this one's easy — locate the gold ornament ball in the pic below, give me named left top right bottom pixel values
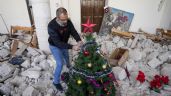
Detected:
left=77, top=79, right=82, bottom=84
left=102, top=64, right=107, bottom=69
left=87, top=63, right=92, bottom=67
left=90, top=91, right=94, bottom=94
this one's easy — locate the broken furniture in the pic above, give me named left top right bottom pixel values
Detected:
left=111, top=27, right=162, bottom=42
left=111, top=27, right=134, bottom=39
left=109, top=48, right=129, bottom=67
left=10, top=26, right=38, bottom=56
left=156, top=28, right=171, bottom=39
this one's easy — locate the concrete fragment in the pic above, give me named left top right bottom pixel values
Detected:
left=127, top=39, right=132, bottom=47
left=3, top=40, right=11, bottom=49
left=33, top=55, right=46, bottom=63
left=21, top=59, right=31, bottom=68
left=117, top=40, right=125, bottom=48
left=162, top=45, right=168, bottom=52
left=131, top=34, right=139, bottom=48
left=10, top=76, right=25, bottom=86
left=15, top=44, right=28, bottom=56
left=21, top=70, right=40, bottom=79
left=39, top=60, right=50, bottom=70
left=148, top=58, right=162, bottom=68
left=47, top=55, right=56, bottom=68
left=0, top=83, right=12, bottom=96
left=129, top=49, right=142, bottom=61
left=146, top=51, right=159, bottom=61
left=0, top=35, right=8, bottom=43
left=27, top=47, right=40, bottom=57
left=158, top=52, right=171, bottom=62
left=105, top=41, right=116, bottom=55
left=22, top=86, right=39, bottom=96
left=112, top=67, right=127, bottom=80
left=168, top=45, right=171, bottom=50
left=0, top=63, right=14, bottom=77
left=124, top=59, right=136, bottom=72
left=112, top=36, right=120, bottom=43
left=0, top=48, right=10, bottom=59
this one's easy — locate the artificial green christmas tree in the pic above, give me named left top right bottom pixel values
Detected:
left=62, top=33, right=116, bottom=96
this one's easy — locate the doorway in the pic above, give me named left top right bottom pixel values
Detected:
left=81, top=0, right=105, bottom=32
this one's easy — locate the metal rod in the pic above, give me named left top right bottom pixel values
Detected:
left=0, top=14, right=10, bottom=34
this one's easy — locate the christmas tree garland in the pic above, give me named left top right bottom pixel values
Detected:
left=71, top=67, right=113, bottom=78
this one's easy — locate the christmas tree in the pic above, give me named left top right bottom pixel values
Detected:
left=62, top=35, right=116, bottom=96
left=62, top=17, right=116, bottom=96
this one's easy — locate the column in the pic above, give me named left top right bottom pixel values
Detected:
left=30, top=0, right=51, bottom=53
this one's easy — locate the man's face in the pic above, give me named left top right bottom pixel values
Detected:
left=57, top=13, right=68, bottom=27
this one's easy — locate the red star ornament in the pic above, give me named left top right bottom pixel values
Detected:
left=81, top=17, right=96, bottom=33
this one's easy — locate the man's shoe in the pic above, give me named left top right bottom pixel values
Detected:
left=53, top=83, right=63, bottom=91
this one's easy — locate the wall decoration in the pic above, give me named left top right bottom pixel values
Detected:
left=99, top=7, right=134, bottom=35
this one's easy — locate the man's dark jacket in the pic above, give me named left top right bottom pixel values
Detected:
left=48, top=18, right=81, bottom=49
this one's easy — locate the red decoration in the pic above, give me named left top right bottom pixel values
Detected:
left=81, top=17, right=96, bottom=33
left=161, top=75, right=169, bottom=84
left=83, top=50, right=89, bottom=56
left=150, top=75, right=170, bottom=93
left=136, top=71, right=145, bottom=83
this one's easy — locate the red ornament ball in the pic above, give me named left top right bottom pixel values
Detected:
left=83, top=50, right=89, bottom=56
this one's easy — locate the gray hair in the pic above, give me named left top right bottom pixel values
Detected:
left=56, top=7, right=67, bottom=17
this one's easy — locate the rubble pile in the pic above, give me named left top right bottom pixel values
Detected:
left=0, top=34, right=66, bottom=96
left=95, top=33, right=171, bottom=95
left=0, top=34, right=11, bottom=61
left=0, top=33, right=171, bottom=96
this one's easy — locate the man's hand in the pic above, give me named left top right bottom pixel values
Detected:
left=72, top=45, right=80, bottom=51
left=77, top=41, right=83, bottom=47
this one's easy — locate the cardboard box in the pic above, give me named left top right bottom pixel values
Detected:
left=109, top=48, right=129, bottom=67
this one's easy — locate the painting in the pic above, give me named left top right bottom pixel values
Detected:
left=99, top=7, right=134, bottom=35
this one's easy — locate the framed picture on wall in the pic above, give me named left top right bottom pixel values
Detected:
left=99, top=7, right=134, bottom=35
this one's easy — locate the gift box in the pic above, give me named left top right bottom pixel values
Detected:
left=109, top=48, right=129, bottom=67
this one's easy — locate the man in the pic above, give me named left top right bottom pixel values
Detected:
left=48, top=7, right=83, bottom=91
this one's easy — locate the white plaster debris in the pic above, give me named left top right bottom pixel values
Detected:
left=27, top=47, right=40, bottom=57
left=0, top=35, right=8, bottom=43
left=148, top=58, right=162, bottom=68
left=112, top=36, right=120, bottom=43
left=127, top=39, right=132, bottom=47
left=0, top=33, right=171, bottom=96
left=0, top=63, right=14, bottom=77
left=146, top=51, right=159, bottom=61
left=0, top=48, right=10, bottom=59
left=112, top=67, right=127, bottom=80
left=168, top=45, right=171, bottom=50
left=22, top=86, right=39, bottom=96
left=158, top=51, right=171, bottom=62
left=21, top=69, right=41, bottom=79
left=21, top=59, right=31, bottom=68
left=117, top=40, right=125, bottom=48
left=129, top=49, right=142, bottom=61
left=131, top=34, right=139, bottom=48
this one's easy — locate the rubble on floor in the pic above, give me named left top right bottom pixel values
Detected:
left=0, top=34, right=66, bottom=96
left=0, top=32, right=171, bottom=96
left=95, top=33, right=171, bottom=96
left=0, top=34, right=11, bottom=62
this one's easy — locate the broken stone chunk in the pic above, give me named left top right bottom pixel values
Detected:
left=112, top=67, right=127, bottom=80
left=148, top=58, right=162, bottom=68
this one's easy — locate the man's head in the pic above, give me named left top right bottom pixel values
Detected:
left=56, top=7, right=68, bottom=27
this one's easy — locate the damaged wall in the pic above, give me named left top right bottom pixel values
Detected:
left=108, top=0, right=169, bottom=33
left=159, top=0, right=171, bottom=30
left=0, top=0, right=31, bottom=34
